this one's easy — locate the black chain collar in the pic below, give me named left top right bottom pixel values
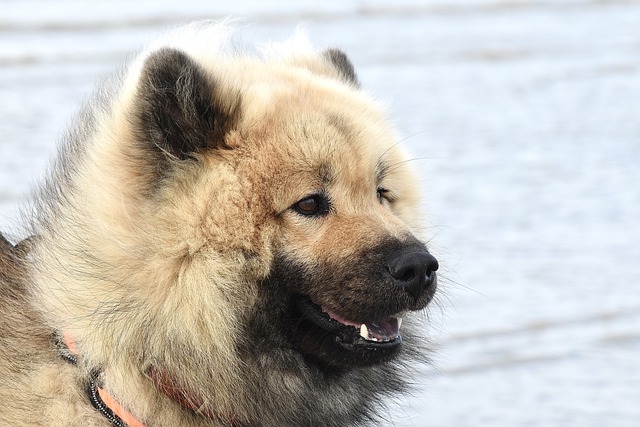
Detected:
left=55, top=333, right=129, bottom=427
left=87, top=371, right=127, bottom=427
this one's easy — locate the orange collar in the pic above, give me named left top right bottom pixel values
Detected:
left=89, top=380, right=146, bottom=427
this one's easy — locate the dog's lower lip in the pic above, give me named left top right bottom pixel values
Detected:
left=294, top=296, right=403, bottom=348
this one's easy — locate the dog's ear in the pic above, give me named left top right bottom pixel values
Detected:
left=133, top=48, right=240, bottom=160
left=323, top=49, right=359, bottom=88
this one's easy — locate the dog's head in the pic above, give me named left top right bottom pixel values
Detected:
left=125, top=44, right=437, bottom=368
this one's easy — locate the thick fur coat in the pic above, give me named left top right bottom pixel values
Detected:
left=0, top=22, right=438, bottom=427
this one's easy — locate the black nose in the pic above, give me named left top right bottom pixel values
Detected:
left=389, top=251, right=439, bottom=300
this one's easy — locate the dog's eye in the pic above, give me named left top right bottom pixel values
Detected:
left=377, top=187, right=392, bottom=204
left=293, top=194, right=330, bottom=217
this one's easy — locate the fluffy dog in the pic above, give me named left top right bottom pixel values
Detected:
left=0, top=22, right=439, bottom=427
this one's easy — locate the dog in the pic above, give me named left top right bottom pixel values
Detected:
left=0, top=21, right=439, bottom=427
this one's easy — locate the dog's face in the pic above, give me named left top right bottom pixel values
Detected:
left=239, top=90, right=439, bottom=368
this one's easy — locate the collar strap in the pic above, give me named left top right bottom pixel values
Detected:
left=57, top=333, right=145, bottom=427
left=147, top=366, right=252, bottom=426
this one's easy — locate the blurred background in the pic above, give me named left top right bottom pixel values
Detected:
left=1, top=1, right=639, bottom=425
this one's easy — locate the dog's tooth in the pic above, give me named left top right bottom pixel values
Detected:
left=360, top=324, right=369, bottom=339
left=397, top=318, right=403, bottom=330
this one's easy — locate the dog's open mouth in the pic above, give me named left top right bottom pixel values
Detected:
left=294, top=296, right=402, bottom=351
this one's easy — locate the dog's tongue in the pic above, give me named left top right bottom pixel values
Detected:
left=322, top=306, right=401, bottom=342
left=363, top=318, right=400, bottom=342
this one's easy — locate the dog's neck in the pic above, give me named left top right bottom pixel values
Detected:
left=58, top=333, right=250, bottom=427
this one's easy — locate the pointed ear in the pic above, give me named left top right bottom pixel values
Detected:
left=323, top=48, right=360, bottom=88
left=133, top=48, right=240, bottom=160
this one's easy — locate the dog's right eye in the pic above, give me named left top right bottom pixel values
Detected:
left=292, top=194, right=330, bottom=217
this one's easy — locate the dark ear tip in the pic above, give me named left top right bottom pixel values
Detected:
left=134, top=47, right=237, bottom=161
left=323, top=48, right=360, bottom=87
left=136, top=48, right=199, bottom=105
left=141, top=47, right=189, bottom=69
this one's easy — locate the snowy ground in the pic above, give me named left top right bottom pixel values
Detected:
left=1, top=1, right=639, bottom=426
